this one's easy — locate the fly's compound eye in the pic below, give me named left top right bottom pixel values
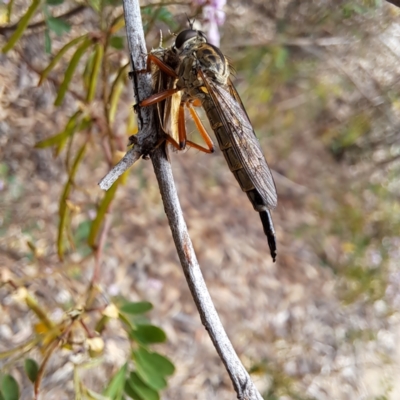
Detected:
left=174, top=29, right=207, bottom=50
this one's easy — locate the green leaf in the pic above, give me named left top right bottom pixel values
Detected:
left=103, top=363, right=127, bottom=400
left=108, top=62, right=129, bottom=124
left=47, top=17, right=71, bottom=36
left=132, top=348, right=169, bottom=391
left=86, top=43, right=103, bottom=102
left=46, top=0, right=64, bottom=5
left=39, top=35, right=88, bottom=85
left=2, top=0, right=41, bottom=53
left=110, top=36, right=124, bottom=50
left=130, top=325, right=166, bottom=345
left=0, top=375, right=19, bottom=400
left=35, top=110, right=83, bottom=151
left=123, top=380, right=141, bottom=400
left=44, top=29, right=52, bottom=54
left=145, top=352, right=175, bottom=377
left=120, top=302, right=153, bottom=315
left=88, top=178, right=120, bottom=247
left=54, top=39, right=93, bottom=106
left=25, top=358, right=39, bottom=383
left=75, top=220, right=91, bottom=243
left=126, top=373, right=159, bottom=400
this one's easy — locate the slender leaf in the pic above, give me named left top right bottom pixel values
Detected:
left=124, top=380, right=141, bottom=400
left=0, top=375, right=19, bottom=400
left=54, top=39, right=93, bottom=106
left=108, top=63, right=129, bottom=124
left=120, top=302, right=153, bottom=315
left=47, top=16, right=71, bottom=36
left=2, top=0, right=41, bottom=53
left=25, top=358, right=39, bottom=383
left=103, top=363, right=127, bottom=400
left=35, top=110, right=83, bottom=150
left=110, top=14, right=125, bottom=34
left=126, top=372, right=159, bottom=400
left=39, top=35, right=88, bottom=85
left=44, top=29, right=52, bottom=54
left=86, top=43, right=104, bottom=102
left=6, top=0, right=15, bottom=23
left=88, top=178, right=119, bottom=247
left=57, top=142, right=87, bottom=259
left=130, top=325, right=166, bottom=345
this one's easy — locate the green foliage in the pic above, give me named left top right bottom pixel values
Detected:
left=24, top=358, right=39, bottom=383
left=0, top=375, right=19, bottom=400
left=120, top=302, right=153, bottom=315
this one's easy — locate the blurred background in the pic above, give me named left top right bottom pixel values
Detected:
left=1, top=0, right=400, bottom=399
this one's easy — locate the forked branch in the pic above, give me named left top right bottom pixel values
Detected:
left=101, top=1, right=263, bottom=398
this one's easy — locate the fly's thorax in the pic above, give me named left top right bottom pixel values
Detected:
left=196, top=44, right=229, bottom=85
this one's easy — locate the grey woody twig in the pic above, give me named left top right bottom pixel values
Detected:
left=100, top=1, right=263, bottom=398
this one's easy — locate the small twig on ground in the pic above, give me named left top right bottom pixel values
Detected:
left=99, top=0, right=264, bottom=399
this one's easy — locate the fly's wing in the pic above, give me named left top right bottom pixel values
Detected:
left=199, top=69, right=277, bottom=209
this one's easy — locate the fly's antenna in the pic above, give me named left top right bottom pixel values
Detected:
left=186, top=15, right=195, bottom=29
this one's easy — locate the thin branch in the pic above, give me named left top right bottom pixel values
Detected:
left=101, top=0, right=264, bottom=398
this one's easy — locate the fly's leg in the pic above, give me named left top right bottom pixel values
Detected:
left=187, top=103, right=214, bottom=153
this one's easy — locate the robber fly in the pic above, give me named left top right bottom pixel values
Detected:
left=138, top=25, right=278, bottom=261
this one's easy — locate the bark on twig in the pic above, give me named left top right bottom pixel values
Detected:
left=101, top=0, right=264, bottom=398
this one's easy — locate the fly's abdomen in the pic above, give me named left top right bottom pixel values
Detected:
left=202, top=97, right=264, bottom=199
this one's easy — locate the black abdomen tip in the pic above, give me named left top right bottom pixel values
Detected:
left=259, top=211, right=277, bottom=262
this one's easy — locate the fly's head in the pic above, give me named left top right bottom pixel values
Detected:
left=173, top=29, right=207, bottom=56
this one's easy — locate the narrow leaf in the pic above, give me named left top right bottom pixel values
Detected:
left=126, top=372, right=159, bottom=400
left=2, top=0, right=41, bottom=53
left=86, top=43, right=104, bottom=102
left=25, top=358, right=39, bottom=383
left=47, top=16, right=71, bottom=36
left=46, top=0, right=64, bottom=5
left=130, top=325, right=166, bottom=345
left=103, top=363, right=127, bottom=400
left=0, top=375, right=19, bottom=400
left=108, top=62, right=129, bottom=124
left=54, top=38, right=93, bottom=106
left=44, top=29, right=52, bottom=54
left=39, top=35, right=88, bottom=85
left=35, top=110, right=83, bottom=150
left=6, top=0, right=15, bottom=23
left=57, top=142, right=87, bottom=260
left=87, top=178, right=119, bottom=247
left=120, top=302, right=153, bottom=315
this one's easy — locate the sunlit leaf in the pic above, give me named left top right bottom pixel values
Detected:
left=108, top=62, right=129, bottom=123
left=110, top=14, right=125, bottom=34
left=0, top=375, right=19, bottom=400
left=2, top=0, right=41, bottom=53
left=54, top=38, right=93, bottom=106
left=120, top=302, right=153, bottom=315
left=25, top=358, right=39, bottom=383
left=39, top=35, right=88, bottom=85
left=126, top=372, right=159, bottom=400
left=86, top=43, right=103, bottom=102
left=103, top=363, right=127, bottom=400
